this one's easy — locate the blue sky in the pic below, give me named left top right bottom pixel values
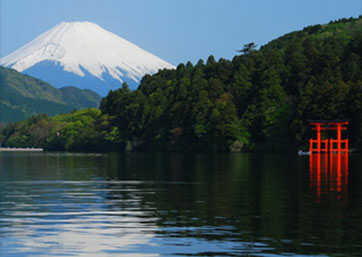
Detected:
left=0, top=0, right=361, bottom=65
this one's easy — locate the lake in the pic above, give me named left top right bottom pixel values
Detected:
left=0, top=152, right=361, bottom=256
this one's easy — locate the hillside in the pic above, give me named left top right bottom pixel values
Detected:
left=99, top=16, right=362, bottom=151
left=1, top=16, right=361, bottom=152
left=0, top=66, right=101, bottom=123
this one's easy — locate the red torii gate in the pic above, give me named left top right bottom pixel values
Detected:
left=309, top=121, right=349, bottom=153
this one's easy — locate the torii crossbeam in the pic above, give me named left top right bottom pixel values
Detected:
left=309, top=121, right=349, bottom=153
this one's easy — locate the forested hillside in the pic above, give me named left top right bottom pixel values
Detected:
left=0, top=66, right=101, bottom=123
left=99, top=16, right=362, bottom=151
left=1, top=17, right=361, bottom=152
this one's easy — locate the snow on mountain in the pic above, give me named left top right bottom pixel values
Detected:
left=0, top=21, right=175, bottom=95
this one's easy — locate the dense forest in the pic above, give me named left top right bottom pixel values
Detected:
left=1, top=17, right=361, bottom=152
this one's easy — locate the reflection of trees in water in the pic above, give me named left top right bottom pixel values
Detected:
left=102, top=154, right=297, bottom=252
left=103, top=153, right=255, bottom=241
left=2, top=150, right=361, bottom=257
left=3, top=152, right=360, bottom=256
left=0, top=152, right=105, bottom=181
left=102, top=152, right=362, bottom=256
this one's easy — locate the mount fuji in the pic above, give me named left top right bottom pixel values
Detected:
left=0, top=21, right=175, bottom=95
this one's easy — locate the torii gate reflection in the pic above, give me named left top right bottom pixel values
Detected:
left=309, top=152, right=349, bottom=202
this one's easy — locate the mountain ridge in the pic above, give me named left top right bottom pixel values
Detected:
left=0, top=66, right=101, bottom=122
left=0, top=21, right=175, bottom=95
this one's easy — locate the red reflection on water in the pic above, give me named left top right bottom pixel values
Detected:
left=309, top=153, right=349, bottom=202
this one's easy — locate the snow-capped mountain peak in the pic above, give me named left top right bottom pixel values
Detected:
left=0, top=21, right=175, bottom=95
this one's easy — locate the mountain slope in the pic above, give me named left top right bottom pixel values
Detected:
left=0, top=21, right=175, bottom=95
left=0, top=66, right=101, bottom=122
left=59, top=86, right=101, bottom=109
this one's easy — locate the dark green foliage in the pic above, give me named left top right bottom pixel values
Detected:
left=99, top=16, right=362, bottom=152
left=0, top=66, right=101, bottom=123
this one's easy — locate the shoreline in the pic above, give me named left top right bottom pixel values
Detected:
left=0, top=147, right=44, bottom=152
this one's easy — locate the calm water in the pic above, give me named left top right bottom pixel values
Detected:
left=0, top=152, right=361, bottom=256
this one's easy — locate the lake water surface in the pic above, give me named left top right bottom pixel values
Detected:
left=0, top=152, right=361, bottom=256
